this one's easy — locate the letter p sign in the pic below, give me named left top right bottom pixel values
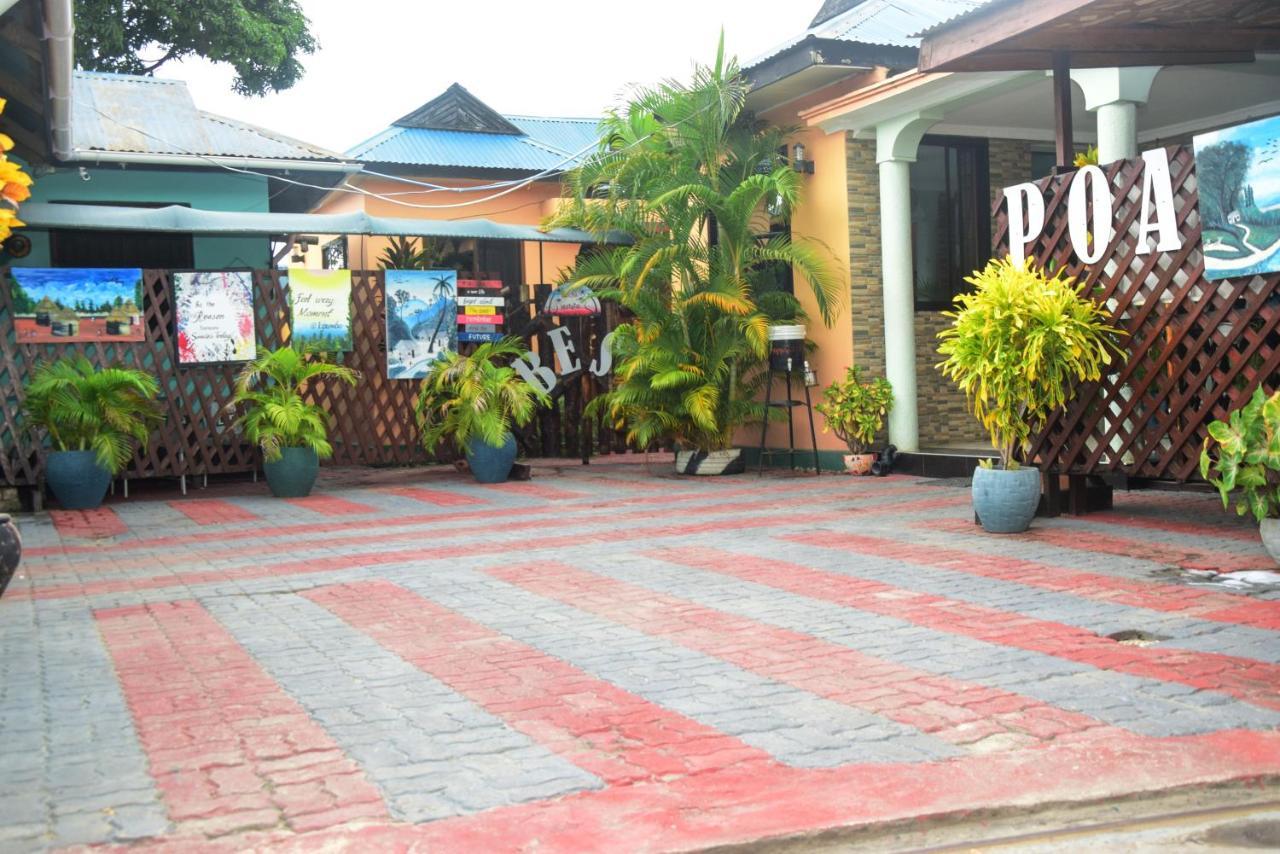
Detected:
left=1003, top=182, right=1045, bottom=265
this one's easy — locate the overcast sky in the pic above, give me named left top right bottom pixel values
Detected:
left=155, top=1, right=817, bottom=154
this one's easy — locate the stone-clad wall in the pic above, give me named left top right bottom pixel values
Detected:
left=844, top=135, right=1033, bottom=449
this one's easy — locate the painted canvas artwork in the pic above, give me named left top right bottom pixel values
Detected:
left=174, top=271, right=256, bottom=364
left=287, top=268, right=352, bottom=352
left=385, top=269, right=457, bottom=379
left=1195, top=114, right=1280, bottom=280
left=8, top=267, right=145, bottom=343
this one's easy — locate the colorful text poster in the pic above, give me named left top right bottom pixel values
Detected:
left=457, top=277, right=504, bottom=343
left=9, top=267, right=144, bottom=343
left=287, top=268, right=352, bottom=352
left=1195, top=114, right=1280, bottom=280
left=385, top=269, right=456, bottom=379
left=173, top=271, right=256, bottom=364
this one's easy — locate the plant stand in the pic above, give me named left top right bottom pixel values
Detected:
left=757, top=366, right=820, bottom=476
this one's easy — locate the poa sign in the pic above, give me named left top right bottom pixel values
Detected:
left=1002, top=148, right=1182, bottom=265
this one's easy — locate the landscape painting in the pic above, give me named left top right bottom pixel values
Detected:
left=1195, top=114, right=1280, bottom=280
left=8, top=267, right=145, bottom=343
left=287, top=268, right=352, bottom=352
left=174, top=271, right=256, bottom=364
left=385, top=269, right=456, bottom=379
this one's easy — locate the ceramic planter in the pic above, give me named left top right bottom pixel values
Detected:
left=263, top=447, right=320, bottom=498
left=45, top=450, right=112, bottom=510
left=465, top=434, right=518, bottom=483
left=1261, top=518, right=1280, bottom=566
left=843, top=453, right=877, bottom=476
left=972, top=465, right=1041, bottom=534
left=675, top=448, right=745, bottom=476
left=0, top=513, right=20, bottom=599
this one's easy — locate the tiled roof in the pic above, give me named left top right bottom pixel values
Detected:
left=70, top=71, right=353, bottom=164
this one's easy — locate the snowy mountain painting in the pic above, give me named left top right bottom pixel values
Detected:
left=1195, top=114, right=1280, bottom=280
left=385, top=269, right=457, bottom=379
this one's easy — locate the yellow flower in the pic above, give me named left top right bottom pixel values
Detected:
left=0, top=133, right=12, bottom=152
left=0, top=206, right=23, bottom=242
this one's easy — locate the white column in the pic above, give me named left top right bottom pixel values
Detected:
left=1070, top=66, right=1162, bottom=163
left=875, top=113, right=940, bottom=453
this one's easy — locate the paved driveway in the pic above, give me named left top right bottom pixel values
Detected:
left=3, top=459, right=1279, bottom=852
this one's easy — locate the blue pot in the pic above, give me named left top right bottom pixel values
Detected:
left=465, top=434, right=518, bottom=483
left=263, top=447, right=320, bottom=498
left=972, top=465, right=1041, bottom=534
left=45, top=450, right=112, bottom=510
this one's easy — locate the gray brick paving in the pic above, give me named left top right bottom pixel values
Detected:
left=204, top=592, right=602, bottom=822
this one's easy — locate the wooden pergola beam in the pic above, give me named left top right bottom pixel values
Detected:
left=1013, top=25, right=1280, bottom=53
left=918, top=0, right=1095, bottom=72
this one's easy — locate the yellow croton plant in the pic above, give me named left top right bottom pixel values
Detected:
left=0, top=97, right=33, bottom=241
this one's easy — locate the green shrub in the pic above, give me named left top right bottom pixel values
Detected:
left=1200, top=386, right=1280, bottom=522
left=231, top=347, right=357, bottom=461
left=815, top=366, right=893, bottom=455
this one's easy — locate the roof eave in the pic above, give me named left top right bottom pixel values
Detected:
left=69, top=148, right=362, bottom=172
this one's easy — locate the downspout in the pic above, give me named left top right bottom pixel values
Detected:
left=43, top=0, right=74, bottom=162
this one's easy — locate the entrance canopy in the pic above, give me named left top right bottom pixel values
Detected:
left=15, top=202, right=630, bottom=245
left=918, top=0, right=1280, bottom=73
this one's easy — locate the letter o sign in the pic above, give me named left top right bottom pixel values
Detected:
left=1067, top=165, right=1114, bottom=265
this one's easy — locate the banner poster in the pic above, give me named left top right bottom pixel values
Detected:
left=287, top=268, right=352, bottom=352
left=385, top=269, right=457, bottom=379
left=173, top=271, right=256, bottom=364
left=456, top=277, right=504, bottom=343
left=1195, top=114, right=1280, bottom=280
left=8, top=267, right=145, bottom=343
left=544, top=283, right=600, bottom=316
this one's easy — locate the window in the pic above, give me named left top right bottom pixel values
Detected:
left=49, top=201, right=194, bottom=269
left=909, top=137, right=990, bottom=310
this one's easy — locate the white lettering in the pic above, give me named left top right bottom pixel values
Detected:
left=1067, top=165, right=1114, bottom=265
left=1003, top=183, right=1045, bottom=265
left=589, top=331, right=614, bottom=377
left=546, top=325, right=582, bottom=375
left=1137, top=148, right=1182, bottom=254
left=513, top=350, right=557, bottom=396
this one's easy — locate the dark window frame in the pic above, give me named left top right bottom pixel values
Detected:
left=48, top=200, right=195, bottom=269
left=910, top=135, right=991, bottom=312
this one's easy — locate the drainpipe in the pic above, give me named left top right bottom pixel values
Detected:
left=43, top=0, right=75, bottom=162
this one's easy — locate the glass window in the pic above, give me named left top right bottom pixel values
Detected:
left=909, top=137, right=990, bottom=310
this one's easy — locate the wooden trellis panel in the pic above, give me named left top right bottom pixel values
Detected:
left=993, top=145, right=1280, bottom=481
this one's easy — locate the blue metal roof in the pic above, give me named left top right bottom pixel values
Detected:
left=348, top=116, right=601, bottom=172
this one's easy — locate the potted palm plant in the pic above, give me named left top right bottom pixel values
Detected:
left=414, top=337, right=549, bottom=483
left=937, top=257, right=1120, bottom=533
left=22, top=357, right=164, bottom=509
left=815, top=366, right=893, bottom=475
left=1201, top=386, right=1280, bottom=565
left=230, top=347, right=358, bottom=498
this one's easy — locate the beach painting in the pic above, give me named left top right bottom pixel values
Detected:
left=174, top=271, right=256, bottom=364
left=1195, top=114, right=1280, bottom=280
left=8, top=267, right=145, bottom=343
left=385, top=269, right=456, bottom=379
left=287, top=268, right=352, bottom=352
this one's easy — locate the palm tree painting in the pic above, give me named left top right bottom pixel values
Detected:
left=385, top=269, right=457, bottom=379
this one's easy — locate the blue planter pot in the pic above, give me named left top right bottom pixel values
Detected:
left=0, top=513, right=21, bottom=599
left=465, top=434, right=517, bottom=483
left=45, top=450, right=112, bottom=510
left=972, top=465, right=1041, bottom=534
left=263, top=447, right=320, bottom=498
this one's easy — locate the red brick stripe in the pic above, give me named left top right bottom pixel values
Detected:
left=50, top=508, right=128, bottom=539
left=1086, top=510, right=1261, bottom=543
left=486, top=562, right=1116, bottom=748
left=380, top=486, right=489, bottom=506
left=475, top=481, right=591, bottom=501
left=662, top=545, right=1280, bottom=712
left=169, top=500, right=259, bottom=526
left=284, top=495, right=378, bottom=516
left=305, top=580, right=774, bottom=784
left=96, top=601, right=388, bottom=836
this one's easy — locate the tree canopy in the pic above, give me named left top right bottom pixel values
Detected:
left=75, top=0, right=317, bottom=96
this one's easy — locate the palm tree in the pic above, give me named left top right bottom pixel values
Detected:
left=230, top=348, right=358, bottom=461
left=548, top=39, right=841, bottom=452
left=425, top=274, right=456, bottom=353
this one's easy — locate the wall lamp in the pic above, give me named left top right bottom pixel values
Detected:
left=792, top=143, right=815, bottom=175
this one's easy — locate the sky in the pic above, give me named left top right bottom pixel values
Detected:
left=1194, top=114, right=1280, bottom=208
left=154, top=1, right=818, bottom=154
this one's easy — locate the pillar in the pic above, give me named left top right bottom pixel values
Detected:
left=875, top=112, right=940, bottom=453
left=1070, top=66, right=1162, bottom=164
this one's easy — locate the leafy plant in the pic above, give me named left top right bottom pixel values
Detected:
left=936, top=256, right=1122, bottom=470
left=1073, top=146, right=1099, bottom=168
left=815, top=366, right=894, bottom=455
left=550, top=38, right=840, bottom=453
left=1200, top=386, right=1280, bottom=522
left=415, top=338, right=550, bottom=454
left=230, top=348, right=357, bottom=461
left=23, top=357, right=164, bottom=474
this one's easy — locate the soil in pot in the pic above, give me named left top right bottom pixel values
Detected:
left=843, top=453, right=877, bottom=476
left=263, top=447, right=320, bottom=498
left=465, top=434, right=518, bottom=483
left=972, top=465, right=1040, bottom=534
left=45, top=450, right=112, bottom=510
left=675, top=449, right=745, bottom=476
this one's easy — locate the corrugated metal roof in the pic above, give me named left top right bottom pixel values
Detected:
left=71, top=71, right=353, bottom=164
left=348, top=115, right=600, bottom=171
left=748, top=0, right=993, bottom=66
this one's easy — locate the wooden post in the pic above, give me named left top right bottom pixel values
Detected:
left=1053, top=51, right=1075, bottom=171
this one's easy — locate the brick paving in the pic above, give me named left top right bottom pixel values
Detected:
left=2, top=460, right=1280, bottom=852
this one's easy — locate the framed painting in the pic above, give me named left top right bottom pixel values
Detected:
left=1195, top=114, right=1280, bottom=280
left=385, top=269, right=457, bottom=379
left=287, top=268, right=352, bottom=352
left=9, top=267, right=145, bottom=343
left=173, top=270, right=256, bottom=364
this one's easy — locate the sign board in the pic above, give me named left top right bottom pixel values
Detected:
left=544, top=284, right=601, bottom=316
left=456, top=278, right=504, bottom=342
left=514, top=326, right=614, bottom=393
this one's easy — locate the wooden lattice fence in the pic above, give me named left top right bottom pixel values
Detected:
left=994, top=145, right=1280, bottom=482
left=1, top=268, right=625, bottom=489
